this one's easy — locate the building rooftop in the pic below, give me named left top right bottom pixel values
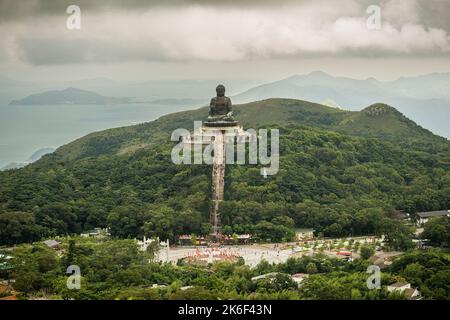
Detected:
left=416, top=210, right=449, bottom=218
left=393, top=210, right=410, bottom=219
left=251, top=272, right=280, bottom=281
left=0, top=283, right=14, bottom=294
left=295, top=228, right=315, bottom=233
left=388, top=281, right=410, bottom=288
left=42, top=239, right=60, bottom=248
left=403, top=288, right=419, bottom=299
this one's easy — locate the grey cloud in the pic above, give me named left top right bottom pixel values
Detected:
left=1, top=0, right=449, bottom=66
left=16, top=36, right=170, bottom=65
left=18, top=38, right=87, bottom=65
left=0, top=0, right=308, bottom=21
left=1, top=0, right=450, bottom=32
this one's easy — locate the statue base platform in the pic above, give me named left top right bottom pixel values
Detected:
left=204, top=121, right=238, bottom=128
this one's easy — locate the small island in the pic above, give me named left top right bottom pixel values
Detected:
left=9, top=87, right=135, bottom=105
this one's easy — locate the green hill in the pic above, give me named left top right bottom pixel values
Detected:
left=336, top=103, right=436, bottom=139
left=0, top=98, right=449, bottom=245
left=52, top=98, right=447, bottom=162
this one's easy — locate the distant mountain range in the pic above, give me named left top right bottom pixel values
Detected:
left=0, top=77, right=258, bottom=106
left=233, top=71, right=450, bottom=139
left=9, top=88, right=136, bottom=105
left=1, top=147, right=55, bottom=170
left=234, top=71, right=450, bottom=104
left=1, top=72, right=450, bottom=138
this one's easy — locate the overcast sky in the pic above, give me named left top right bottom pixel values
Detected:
left=0, top=0, right=449, bottom=82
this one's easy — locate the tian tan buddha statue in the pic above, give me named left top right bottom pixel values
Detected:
left=207, top=84, right=235, bottom=122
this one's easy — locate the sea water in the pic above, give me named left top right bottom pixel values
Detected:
left=0, top=103, right=194, bottom=168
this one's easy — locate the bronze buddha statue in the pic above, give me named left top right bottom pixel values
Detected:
left=208, top=84, right=234, bottom=122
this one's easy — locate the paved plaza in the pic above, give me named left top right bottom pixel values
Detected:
left=157, top=244, right=300, bottom=266
left=156, top=237, right=378, bottom=266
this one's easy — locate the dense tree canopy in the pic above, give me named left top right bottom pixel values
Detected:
left=388, top=250, right=450, bottom=300
left=421, top=216, right=450, bottom=247
left=0, top=100, right=449, bottom=245
left=5, top=238, right=447, bottom=300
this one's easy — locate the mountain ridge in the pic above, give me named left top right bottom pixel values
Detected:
left=231, top=72, right=450, bottom=139
left=46, top=98, right=448, bottom=164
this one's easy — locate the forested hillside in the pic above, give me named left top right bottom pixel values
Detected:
left=1, top=99, right=449, bottom=245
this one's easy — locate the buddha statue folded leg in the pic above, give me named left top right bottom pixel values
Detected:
left=207, top=112, right=235, bottom=122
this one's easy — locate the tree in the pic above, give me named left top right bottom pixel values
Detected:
left=299, top=275, right=347, bottom=299
left=306, top=262, right=318, bottom=274
left=200, top=223, right=212, bottom=236
left=0, top=212, right=43, bottom=245
left=383, top=220, right=415, bottom=251
left=388, top=250, right=450, bottom=300
left=222, top=225, right=233, bottom=235
left=169, top=287, right=218, bottom=300
left=255, top=259, right=273, bottom=275
left=255, top=273, right=298, bottom=293
left=421, top=216, right=450, bottom=247
left=35, top=203, right=78, bottom=235
left=359, top=245, right=375, bottom=260
left=254, top=220, right=294, bottom=242
left=10, top=244, right=58, bottom=293
left=65, top=239, right=76, bottom=267
left=402, top=263, right=426, bottom=286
